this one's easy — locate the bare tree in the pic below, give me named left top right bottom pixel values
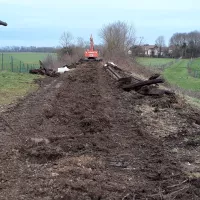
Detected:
left=76, top=37, right=86, bottom=48
left=130, top=37, right=144, bottom=56
left=58, top=33, right=86, bottom=64
left=155, top=36, right=165, bottom=57
left=169, top=31, right=200, bottom=58
left=71, top=37, right=87, bottom=58
left=169, top=33, right=183, bottom=57
left=99, top=21, right=136, bottom=57
left=187, top=31, right=200, bottom=57
left=60, top=32, right=73, bottom=48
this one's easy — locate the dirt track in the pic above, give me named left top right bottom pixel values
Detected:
left=0, top=62, right=200, bottom=199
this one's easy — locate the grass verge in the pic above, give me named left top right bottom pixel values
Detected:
left=0, top=71, right=40, bottom=105
left=164, top=59, right=200, bottom=91
left=190, top=58, right=200, bottom=70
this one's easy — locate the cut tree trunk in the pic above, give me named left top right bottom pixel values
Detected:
left=122, top=79, right=164, bottom=91
left=148, top=74, right=160, bottom=80
left=117, top=77, right=132, bottom=87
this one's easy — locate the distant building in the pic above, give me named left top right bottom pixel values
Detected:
left=128, top=50, right=132, bottom=55
left=140, top=45, right=168, bottom=57
left=142, top=45, right=159, bottom=56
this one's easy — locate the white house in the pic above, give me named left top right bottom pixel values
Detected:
left=143, top=45, right=159, bottom=56
left=141, top=45, right=168, bottom=56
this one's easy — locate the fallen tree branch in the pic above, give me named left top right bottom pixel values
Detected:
left=164, top=185, right=189, bottom=199
left=122, top=193, right=136, bottom=200
left=147, top=185, right=189, bottom=200
left=167, top=179, right=188, bottom=189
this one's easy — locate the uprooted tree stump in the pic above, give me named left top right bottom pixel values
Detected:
left=29, top=60, right=59, bottom=77
left=29, top=69, right=45, bottom=75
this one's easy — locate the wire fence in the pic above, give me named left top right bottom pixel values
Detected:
left=150, top=61, right=175, bottom=70
left=141, top=58, right=181, bottom=71
left=0, top=53, right=40, bottom=73
left=187, top=58, right=200, bottom=78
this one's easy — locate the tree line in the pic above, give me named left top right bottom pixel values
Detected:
left=0, top=46, right=59, bottom=53
left=131, top=30, right=200, bottom=58
left=2, top=21, right=199, bottom=60
left=169, top=31, right=200, bottom=58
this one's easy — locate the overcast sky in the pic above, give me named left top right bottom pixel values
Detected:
left=0, top=0, right=200, bottom=47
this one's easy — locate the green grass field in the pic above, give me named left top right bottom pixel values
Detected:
left=137, top=57, right=200, bottom=91
left=0, top=71, right=40, bottom=105
left=1, top=52, right=56, bottom=64
left=0, top=52, right=56, bottom=72
left=163, top=59, right=200, bottom=91
left=136, top=57, right=175, bottom=67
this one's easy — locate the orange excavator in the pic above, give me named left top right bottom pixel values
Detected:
left=84, top=35, right=102, bottom=61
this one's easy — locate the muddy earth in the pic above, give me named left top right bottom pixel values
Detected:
left=0, top=62, right=200, bottom=199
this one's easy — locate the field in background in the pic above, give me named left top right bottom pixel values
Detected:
left=0, top=52, right=56, bottom=73
left=2, top=52, right=56, bottom=64
left=136, top=57, right=175, bottom=67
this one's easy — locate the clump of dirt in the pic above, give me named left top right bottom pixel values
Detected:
left=19, top=138, right=65, bottom=164
left=185, top=137, right=200, bottom=147
left=43, top=104, right=55, bottom=119
left=150, top=93, right=178, bottom=109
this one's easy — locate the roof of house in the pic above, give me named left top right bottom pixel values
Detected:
left=142, top=45, right=158, bottom=50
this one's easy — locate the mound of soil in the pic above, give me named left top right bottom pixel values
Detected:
left=0, top=62, right=200, bottom=199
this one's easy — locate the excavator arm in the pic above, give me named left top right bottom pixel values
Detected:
left=90, top=35, right=94, bottom=51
